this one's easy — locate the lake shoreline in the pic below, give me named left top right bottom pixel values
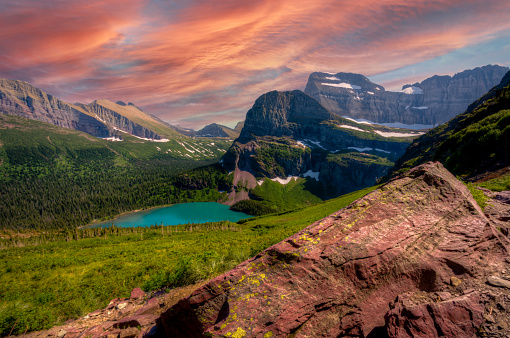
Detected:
left=81, top=202, right=252, bottom=229
left=79, top=203, right=174, bottom=229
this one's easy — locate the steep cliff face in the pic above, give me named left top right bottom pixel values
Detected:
left=0, top=78, right=110, bottom=137
left=222, top=90, right=419, bottom=197
left=305, top=65, right=509, bottom=126
left=240, top=90, right=333, bottom=139
left=158, top=162, right=510, bottom=337
left=390, top=70, right=510, bottom=181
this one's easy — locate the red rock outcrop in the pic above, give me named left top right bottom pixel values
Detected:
left=158, top=162, right=510, bottom=337
left=385, top=291, right=484, bottom=337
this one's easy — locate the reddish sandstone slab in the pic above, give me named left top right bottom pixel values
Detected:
left=158, top=162, right=510, bottom=337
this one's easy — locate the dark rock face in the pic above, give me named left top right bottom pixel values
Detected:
left=305, top=65, right=509, bottom=126
left=158, top=162, right=510, bottom=337
left=240, top=90, right=333, bottom=139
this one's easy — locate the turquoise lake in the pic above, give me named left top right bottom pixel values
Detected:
left=88, top=202, right=252, bottom=228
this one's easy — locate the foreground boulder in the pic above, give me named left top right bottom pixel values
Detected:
left=158, top=162, right=510, bottom=337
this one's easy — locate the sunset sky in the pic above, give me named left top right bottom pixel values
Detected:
left=1, top=0, right=509, bottom=129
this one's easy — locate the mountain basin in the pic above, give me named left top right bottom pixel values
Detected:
left=87, top=202, right=252, bottom=228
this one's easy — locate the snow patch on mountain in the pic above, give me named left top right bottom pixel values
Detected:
left=375, top=131, right=424, bottom=138
left=103, top=137, right=122, bottom=141
left=401, top=86, right=424, bottom=95
left=271, top=176, right=299, bottom=185
left=322, top=83, right=362, bottom=90
left=338, top=125, right=367, bottom=132
left=302, top=170, right=319, bottom=181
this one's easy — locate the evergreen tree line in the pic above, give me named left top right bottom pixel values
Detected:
left=0, top=160, right=232, bottom=230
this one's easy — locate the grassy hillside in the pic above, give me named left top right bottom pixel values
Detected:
left=0, top=115, right=232, bottom=230
left=231, top=177, right=325, bottom=215
left=0, top=185, right=377, bottom=335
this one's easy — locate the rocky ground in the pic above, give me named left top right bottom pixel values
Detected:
left=18, top=281, right=208, bottom=338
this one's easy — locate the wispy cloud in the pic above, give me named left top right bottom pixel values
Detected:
left=1, top=0, right=509, bottom=128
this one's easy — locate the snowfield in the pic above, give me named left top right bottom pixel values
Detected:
left=103, top=137, right=122, bottom=142
left=271, top=176, right=299, bottom=185
left=302, top=170, right=320, bottom=181
left=401, top=86, right=424, bottom=94
left=338, top=125, right=367, bottom=132
left=321, top=82, right=362, bottom=90
left=375, top=131, right=424, bottom=138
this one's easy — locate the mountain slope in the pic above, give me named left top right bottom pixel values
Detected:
left=390, top=71, right=510, bottom=180
left=305, top=65, right=509, bottom=126
left=0, top=78, right=110, bottom=137
left=158, top=162, right=510, bottom=337
left=81, top=99, right=183, bottom=139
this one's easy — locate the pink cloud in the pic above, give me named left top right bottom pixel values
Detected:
left=1, top=0, right=509, bottom=129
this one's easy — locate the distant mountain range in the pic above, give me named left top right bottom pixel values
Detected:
left=0, top=77, right=240, bottom=141
left=174, top=123, right=241, bottom=139
left=304, top=64, right=509, bottom=127
left=0, top=77, right=182, bottom=140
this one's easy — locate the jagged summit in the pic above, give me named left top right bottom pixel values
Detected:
left=158, top=161, right=510, bottom=337
left=240, top=90, right=333, bottom=139
left=306, top=71, right=384, bottom=94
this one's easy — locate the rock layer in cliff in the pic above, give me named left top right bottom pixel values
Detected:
left=158, top=162, right=510, bottom=337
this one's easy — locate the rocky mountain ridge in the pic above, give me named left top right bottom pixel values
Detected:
left=174, top=123, right=240, bottom=138
left=0, top=77, right=180, bottom=140
left=305, top=65, right=509, bottom=126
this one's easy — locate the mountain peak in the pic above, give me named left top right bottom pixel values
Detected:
left=241, top=90, right=333, bottom=138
